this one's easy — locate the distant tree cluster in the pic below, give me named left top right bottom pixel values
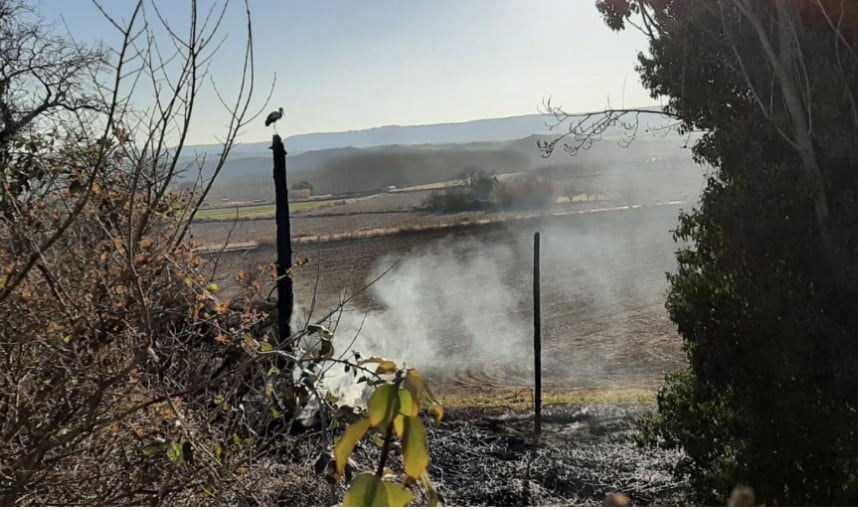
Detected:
left=423, top=167, right=555, bottom=212
left=291, top=180, right=314, bottom=193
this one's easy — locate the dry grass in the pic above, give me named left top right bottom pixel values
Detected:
left=194, top=199, right=339, bottom=221
left=439, top=388, right=656, bottom=411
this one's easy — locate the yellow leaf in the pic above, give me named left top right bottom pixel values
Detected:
left=404, top=369, right=439, bottom=407
left=367, top=384, right=399, bottom=429
left=334, top=418, right=370, bottom=475
left=375, top=360, right=397, bottom=375
left=393, top=415, right=405, bottom=438
left=398, top=388, right=418, bottom=417
left=430, top=405, right=444, bottom=425
left=259, top=341, right=273, bottom=352
left=207, top=282, right=220, bottom=292
left=343, top=473, right=413, bottom=507
left=62, top=335, right=72, bottom=344
left=402, top=416, right=430, bottom=479
left=358, top=356, right=397, bottom=372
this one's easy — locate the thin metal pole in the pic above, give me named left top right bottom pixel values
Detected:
left=534, top=231, right=542, bottom=438
left=271, top=134, right=293, bottom=345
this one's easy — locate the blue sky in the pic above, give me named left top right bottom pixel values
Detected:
left=38, top=0, right=654, bottom=145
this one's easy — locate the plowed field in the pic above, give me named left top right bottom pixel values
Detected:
left=208, top=204, right=687, bottom=394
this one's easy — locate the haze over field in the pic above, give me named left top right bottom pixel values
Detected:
left=192, top=111, right=699, bottom=202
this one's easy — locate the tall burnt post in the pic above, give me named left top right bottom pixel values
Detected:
left=271, top=134, right=293, bottom=345
left=534, top=231, right=542, bottom=438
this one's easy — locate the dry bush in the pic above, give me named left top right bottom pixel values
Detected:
left=0, top=2, right=437, bottom=505
left=0, top=0, right=342, bottom=504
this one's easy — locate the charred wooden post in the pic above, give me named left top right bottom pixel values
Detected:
left=271, top=134, right=293, bottom=345
left=534, top=231, right=542, bottom=438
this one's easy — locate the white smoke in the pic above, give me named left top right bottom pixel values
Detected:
left=294, top=201, right=699, bottom=413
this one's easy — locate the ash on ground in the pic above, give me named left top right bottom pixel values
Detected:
left=423, top=404, right=689, bottom=506
left=279, top=403, right=690, bottom=507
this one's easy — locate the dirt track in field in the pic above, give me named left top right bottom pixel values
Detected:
left=206, top=203, right=687, bottom=394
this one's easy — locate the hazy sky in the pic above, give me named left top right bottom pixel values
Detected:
left=38, top=0, right=655, bottom=145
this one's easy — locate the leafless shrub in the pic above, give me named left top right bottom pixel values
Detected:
left=0, top=0, right=353, bottom=504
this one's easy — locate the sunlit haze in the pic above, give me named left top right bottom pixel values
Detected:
left=38, top=0, right=654, bottom=145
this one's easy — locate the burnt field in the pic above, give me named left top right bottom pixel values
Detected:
left=207, top=204, right=687, bottom=395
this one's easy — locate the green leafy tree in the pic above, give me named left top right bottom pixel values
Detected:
left=548, top=0, right=858, bottom=504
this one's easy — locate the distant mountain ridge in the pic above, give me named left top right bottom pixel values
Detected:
left=188, top=107, right=668, bottom=156
left=283, top=114, right=555, bottom=152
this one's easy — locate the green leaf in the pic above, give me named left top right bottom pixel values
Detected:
left=381, top=480, right=414, bottom=506
left=402, top=416, right=430, bottom=479
left=367, top=384, right=399, bottom=429
left=421, top=471, right=442, bottom=507
left=142, top=441, right=163, bottom=457
left=343, top=473, right=383, bottom=506
left=335, top=418, right=370, bottom=475
left=166, top=441, right=184, bottom=466
left=398, top=388, right=418, bottom=417
left=343, top=473, right=413, bottom=507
